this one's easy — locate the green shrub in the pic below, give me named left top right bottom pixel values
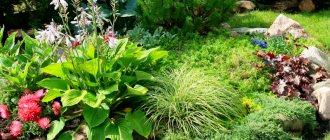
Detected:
left=218, top=97, right=317, bottom=140
left=143, top=67, right=245, bottom=138
left=126, top=25, right=177, bottom=48
left=137, top=0, right=237, bottom=33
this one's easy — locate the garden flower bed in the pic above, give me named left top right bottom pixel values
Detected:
left=0, top=0, right=330, bottom=139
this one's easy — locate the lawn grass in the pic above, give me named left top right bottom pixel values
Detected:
left=228, top=10, right=330, bottom=47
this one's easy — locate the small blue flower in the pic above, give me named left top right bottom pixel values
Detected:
left=251, top=38, right=267, bottom=48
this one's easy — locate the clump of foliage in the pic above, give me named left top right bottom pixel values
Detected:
left=257, top=51, right=328, bottom=107
left=143, top=67, right=245, bottom=138
left=126, top=25, right=176, bottom=48
left=137, top=0, right=237, bottom=33
left=218, top=97, right=317, bottom=140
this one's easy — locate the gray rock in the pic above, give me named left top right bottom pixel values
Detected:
left=301, top=46, right=330, bottom=73
left=232, top=27, right=268, bottom=34
left=265, top=14, right=308, bottom=39
left=234, top=1, right=256, bottom=12
left=312, top=80, right=330, bottom=120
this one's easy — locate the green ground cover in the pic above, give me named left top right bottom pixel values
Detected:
left=228, top=10, right=330, bottom=47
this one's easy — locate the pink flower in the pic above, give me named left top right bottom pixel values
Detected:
left=10, top=121, right=22, bottom=137
left=0, top=104, right=10, bottom=119
left=37, top=118, right=51, bottom=129
left=52, top=101, right=61, bottom=116
left=18, top=104, right=42, bottom=122
left=18, top=94, right=40, bottom=108
left=33, top=89, right=45, bottom=99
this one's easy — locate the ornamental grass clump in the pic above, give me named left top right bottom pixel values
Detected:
left=143, top=67, right=245, bottom=137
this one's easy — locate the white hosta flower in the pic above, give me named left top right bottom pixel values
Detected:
left=108, top=37, right=118, bottom=49
left=71, top=9, right=93, bottom=28
left=65, top=36, right=75, bottom=47
left=50, top=0, right=68, bottom=10
left=36, top=22, right=63, bottom=44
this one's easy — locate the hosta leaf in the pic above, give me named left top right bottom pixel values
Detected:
left=41, top=63, right=66, bottom=78
left=125, top=110, right=152, bottom=138
left=87, top=119, right=110, bottom=140
left=105, top=118, right=133, bottom=140
left=47, top=117, right=65, bottom=140
left=79, top=58, right=100, bottom=77
left=38, top=78, right=69, bottom=90
left=42, top=90, right=62, bottom=102
left=135, top=71, right=154, bottom=81
left=61, top=90, right=87, bottom=107
left=83, top=92, right=105, bottom=108
left=83, top=104, right=109, bottom=128
left=126, top=84, right=148, bottom=95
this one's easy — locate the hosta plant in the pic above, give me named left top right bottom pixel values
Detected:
left=35, top=0, right=166, bottom=139
left=257, top=50, right=328, bottom=107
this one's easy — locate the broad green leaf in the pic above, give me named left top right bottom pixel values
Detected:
left=83, top=92, right=105, bottom=108
left=58, top=131, right=74, bottom=140
left=22, top=32, right=38, bottom=55
left=41, top=63, right=66, bottom=78
left=3, top=32, right=17, bottom=53
left=149, top=50, right=168, bottom=63
left=83, top=104, right=109, bottom=128
left=86, top=45, right=95, bottom=59
left=38, top=78, right=69, bottom=90
left=105, top=118, right=133, bottom=140
left=61, top=90, right=87, bottom=107
left=0, top=57, right=14, bottom=68
left=87, top=119, right=110, bottom=140
left=42, top=90, right=62, bottom=102
left=47, top=117, right=65, bottom=140
left=126, top=84, right=148, bottom=95
left=138, top=47, right=159, bottom=60
left=18, top=62, right=31, bottom=80
left=98, top=84, right=119, bottom=95
left=135, top=71, right=154, bottom=81
left=2, top=73, right=20, bottom=84
left=79, top=59, right=100, bottom=77
left=125, top=110, right=152, bottom=138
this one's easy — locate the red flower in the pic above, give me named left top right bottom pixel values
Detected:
left=34, top=89, right=45, bottom=99
left=73, top=41, right=79, bottom=49
left=0, top=104, right=10, bottom=119
left=18, top=104, right=42, bottom=122
left=281, top=56, right=290, bottom=61
left=18, top=94, right=40, bottom=108
left=266, top=52, right=275, bottom=59
left=37, top=118, right=51, bottom=129
left=10, top=121, right=22, bottom=137
left=52, top=101, right=61, bottom=116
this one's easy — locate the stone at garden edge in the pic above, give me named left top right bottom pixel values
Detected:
left=265, top=14, right=308, bottom=39
left=301, top=46, right=330, bottom=73
left=312, top=80, right=330, bottom=120
left=234, top=1, right=256, bottom=13
left=299, top=0, right=316, bottom=12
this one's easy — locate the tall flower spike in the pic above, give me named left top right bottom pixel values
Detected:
left=50, top=0, right=68, bottom=10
